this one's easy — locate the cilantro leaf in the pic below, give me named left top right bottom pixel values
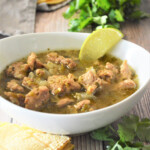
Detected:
left=78, top=17, right=92, bottom=30
left=91, top=115, right=150, bottom=150
left=119, top=0, right=128, bottom=6
left=131, top=0, right=141, bottom=6
left=96, top=0, right=111, bottom=11
left=117, top=115, right=139, bottom=142
left=112, top=22, right=120, bottom=28
left=108, top=9, right=116, bottom=22
left=91, top=1, right=98, bottom=15
left=128, top=142, right=143, bottom=148
left=63, top=0, right=149, bottom=32
left=136, top=118, right=150, bottom=142
left=75, top=0, right=87, bottom=9
left=91, top=126, right=114, bottom=142
left=68, top=19, right=80, bottom=32
left=124, top=147, right=141, bottom=150
left=63, top=1, right=76, bottom=19
left=93, top=15, right=108, bottom=25
left=115, top=9, right=124, bottom=22
left=111, top=141, right=124, bottom=150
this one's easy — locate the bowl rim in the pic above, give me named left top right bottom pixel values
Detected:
left=0, top=32, right=150, bottom=118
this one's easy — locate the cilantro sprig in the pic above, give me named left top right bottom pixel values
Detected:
left=91, top=115, right=150, bottom=150
left=63, top=0, right=150, bottom=32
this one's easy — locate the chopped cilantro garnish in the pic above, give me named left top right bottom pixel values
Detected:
left=63, top=0, right=150, bottom=32
left=91, top=115, right=150, bottom=150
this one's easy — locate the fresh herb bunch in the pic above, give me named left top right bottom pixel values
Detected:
left=63, top=0, right=149, bottom=32
left=91, top=115, right=150, bottom=150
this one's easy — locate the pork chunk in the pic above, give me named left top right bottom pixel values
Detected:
left=7, top=80, right=24, bottom=93
left=47, top=52, right=58, bottom=62
left=61, top=58, right=76, bottom=69
left=35, top=69, right=45, bottom=77
left=27, top=52, right=36, bottom=70
left=79, top=68, right=107, bottom=94
left=106, top=62, right=119, bottom=74
left=120, top=60, right=132, bottom=79
left=48, top=73, right=81, bottom=95
left=98, top=62, right=118, bottom=82
left=4, top=92, right=25, bottom=106
left=98, top=70, right=114, bottom=82
left=6, top=62, right=29, bottom=79
left=25, top=86, right=50, bottom=110
left=27, top=52, right=44, bottom=70
left=119, top=79, right=136, bottom=89
left=22, top=77, right=38, bottom=90
left=36, top=59, right=45, bottom=68
left=74, top=99, right=91, bottom=110
left=47, top=52, right=77, bottom=69
left=35, top=69, right=49, bottom=79
left=57, top=98, right=74, bottom=108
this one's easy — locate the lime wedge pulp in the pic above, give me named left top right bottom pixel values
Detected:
left=79, top=28, right=124, bottom=62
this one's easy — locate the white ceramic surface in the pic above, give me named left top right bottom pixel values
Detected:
left=0, top=32, right=150, bottom=135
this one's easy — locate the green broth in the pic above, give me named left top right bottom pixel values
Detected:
left=0, top=50, right=138, bottom=114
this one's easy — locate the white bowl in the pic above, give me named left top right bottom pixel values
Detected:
left=0, top=32, right=150, bottom=135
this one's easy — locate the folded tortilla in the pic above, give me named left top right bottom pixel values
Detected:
left=0, top=122, right=74, bottom=150
left=37, top=0, right=67, bottom=4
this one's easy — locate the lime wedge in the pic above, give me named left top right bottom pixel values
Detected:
left=79, top=28, right=124, bottom=62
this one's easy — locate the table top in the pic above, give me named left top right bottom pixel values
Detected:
left=0, top=1, right=150, bottom=150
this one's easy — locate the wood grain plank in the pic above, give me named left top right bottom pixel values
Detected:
left=35, top=6, right=69, bottom=33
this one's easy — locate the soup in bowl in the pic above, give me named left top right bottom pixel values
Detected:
left=0, top=50, right=138, bottom=114
left=0, top=32, right=149, bottom=134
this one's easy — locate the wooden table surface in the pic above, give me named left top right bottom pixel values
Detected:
left=0, top=1, right=150, bottom=150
